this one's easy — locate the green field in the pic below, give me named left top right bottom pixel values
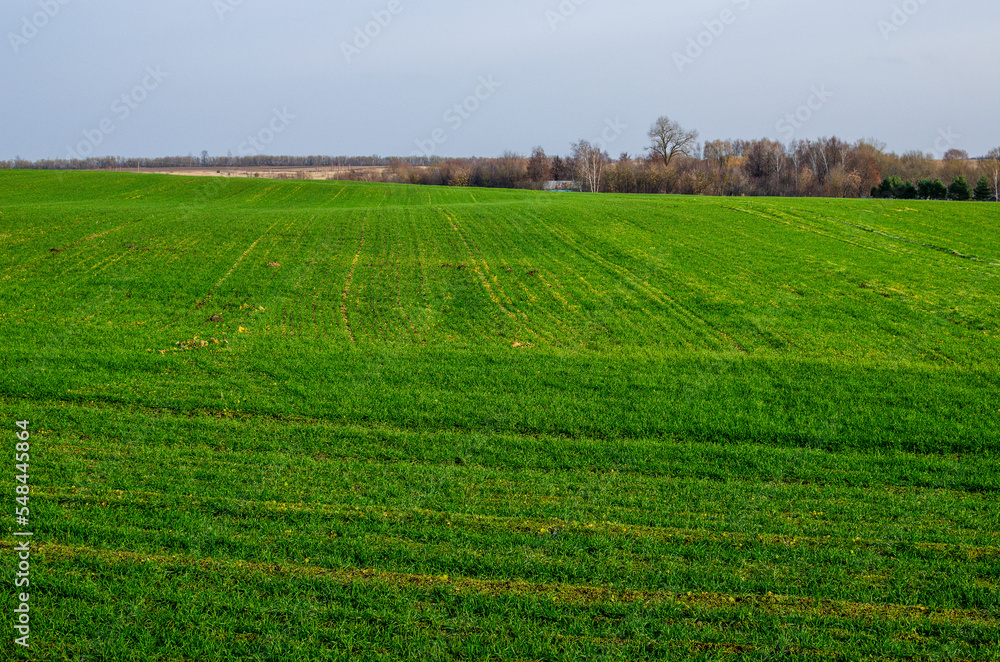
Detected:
left=1, top=170, right=998, bottom=660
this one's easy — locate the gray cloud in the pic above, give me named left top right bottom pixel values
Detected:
left=2, top=0, right=998, bottom=160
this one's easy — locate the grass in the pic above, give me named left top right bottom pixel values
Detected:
left=1, top=170, right=998, bottom=660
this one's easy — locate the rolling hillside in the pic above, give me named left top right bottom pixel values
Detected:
left=1, top=171, right=998, bottom=660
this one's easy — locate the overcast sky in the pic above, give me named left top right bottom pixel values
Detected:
left=3, top=0, right=998, bottom=161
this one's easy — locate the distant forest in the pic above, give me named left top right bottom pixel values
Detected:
left=6, top=120, right=999, bottom=201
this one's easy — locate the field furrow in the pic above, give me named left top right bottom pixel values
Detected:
left=1, top=172, right=997, bottom=660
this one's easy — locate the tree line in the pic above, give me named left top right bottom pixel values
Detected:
left=1, top=153, right=399, bottom=171
left=4, top=116, right=999, bottom=201
left=367, top=130, right=1000, bottom=202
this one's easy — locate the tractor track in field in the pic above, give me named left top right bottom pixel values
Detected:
left=40, top=486, right=1000, bottom=564
left=4, top=219, right=143, bottom=287
left=438, top=207, right=542, bottom=343
left=207, top=218, right=287, bottom=295
left=518, top=254, right=582, bottom=347
left=738, top=203, right=999, bottom=277
left=440, top=208, right=517, bottom=320
left=726, top=204, right=885, bottom=256
left=20, top=539, right=997, bottom=634
left=340, top=218, right=366, bottom=343
left=531, top=214, right=732, bottom=351
left=162, top=218, right=287, bottom=330
left=418, top=624, right=961, bottom=662
left=383, top=219, right=422, bottom=344
left=74, top=221, right=142, bottom=247
left=819, top=212, right=996, bottom=267
left=410, top=220, right=435, bottom=341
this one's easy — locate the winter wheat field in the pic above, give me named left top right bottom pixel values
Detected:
left=1, top=170, right=999, bottom=661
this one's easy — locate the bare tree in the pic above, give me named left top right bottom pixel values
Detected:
left=647, top=116, right=699, bottom=167
left=572, top=140, right=608, bottom=193
left=704, top=140, right=737, bottom=172
left=986, top=147, right=1000, bottom=202
left=606, top=155, right=638, bottom=193
left=527, top=146, right=550, bottom=184
left=496, top=150, right=527, bottom=188
left=703, top=140, right=740, bottom=195
left=549, top=155, right=569, bottom=181
left=741, top=139, right=787, bottom=195
left=848, top=140, right=884, bottom=197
